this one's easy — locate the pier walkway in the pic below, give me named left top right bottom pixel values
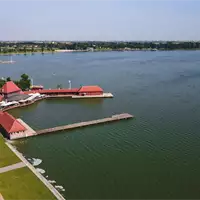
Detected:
left=36, top=113, right=133, bottom=135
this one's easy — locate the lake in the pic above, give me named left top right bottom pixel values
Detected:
left=1, top=51, right=200, bottom=199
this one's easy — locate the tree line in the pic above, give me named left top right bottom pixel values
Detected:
left=0, top=74, right=31, bottom=91
left=1, top=41, right=200, bottom=54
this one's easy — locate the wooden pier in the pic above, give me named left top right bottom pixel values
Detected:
left=36, top=113, right=133, bottom=135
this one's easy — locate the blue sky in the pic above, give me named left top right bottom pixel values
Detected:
left=1, top=0, right=200, bottom=41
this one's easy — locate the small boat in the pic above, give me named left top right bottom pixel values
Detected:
left=1, top=56, right=16, bottom=64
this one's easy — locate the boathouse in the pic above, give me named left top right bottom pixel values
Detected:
left=77, top=86, right=103, bottom=96
left=0, top=112, right=26, bottom=139
left=24, top=85, right=104, bottom=96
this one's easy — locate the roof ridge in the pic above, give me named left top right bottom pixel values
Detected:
left=9, top=119, right=21, bottom=132
left=1, top=81, right=21, bottom=94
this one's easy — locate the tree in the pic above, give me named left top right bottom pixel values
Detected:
left=31, top=45, right=35, bottom=53
left=0, top=79, right=5, bottom=88
left=56, top=84, right=62, bottom=89
left=41, top=44, right=44, bottom=54
left=6, top=77, right=11, bottom=81
left=18, top=74, right=31, bottom=91
left=23, top=46, right=27, bottom=53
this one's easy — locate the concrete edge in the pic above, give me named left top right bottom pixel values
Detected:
left=5, top=142, right=65, bottom=200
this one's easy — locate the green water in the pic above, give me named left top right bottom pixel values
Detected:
left=1, top=51, right=200, bottom=199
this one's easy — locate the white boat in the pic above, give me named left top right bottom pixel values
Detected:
left=0, top=56, right=16, bottom=64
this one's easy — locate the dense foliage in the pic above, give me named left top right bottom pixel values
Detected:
left=0, top=74, right=31, bottom=91
left=1, top=41, right=200, bottom=54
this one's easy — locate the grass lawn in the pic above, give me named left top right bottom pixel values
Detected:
left=0, top=167, right=56, bottom=199
left=0, top=136, right=20, bottom=167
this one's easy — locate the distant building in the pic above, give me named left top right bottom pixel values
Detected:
left=87, top=47, right=94, bottom=52
left=30, top=85, right=44, bottom=91
left=24, top=85, right=104, bottom=96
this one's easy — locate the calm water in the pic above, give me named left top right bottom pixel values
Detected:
left=1, top=51, right=200, bottom=199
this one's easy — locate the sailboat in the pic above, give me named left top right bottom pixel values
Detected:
left=8, top=56, right=15, bottom=64
left=0, top=56, right=15, bottom=64
left=10, top=56, right=14, bottom=63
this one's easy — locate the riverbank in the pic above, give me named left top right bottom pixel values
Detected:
left=1, top=48, right=200, bottom=56
left=0, top=135, right=64, bottom=199
left=0, top=51, right=56, bottom=56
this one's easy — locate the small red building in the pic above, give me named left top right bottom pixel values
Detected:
left=0, top=112, right=26, bottom=139
left=77, top=86, right=103, bottom=96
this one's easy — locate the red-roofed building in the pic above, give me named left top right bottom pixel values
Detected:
left=0, top=112, right=26, bottom=138
left=23, top=88, right=79, bottom=95
left=0, top=81, right=21, bottom=99
left=23, top=86, right=104, bottom=96
left=40, top=88, right=79, bottom=94
left=78, top=86, right=103, bottom=96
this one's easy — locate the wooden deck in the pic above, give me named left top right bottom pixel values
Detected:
left=36, top=113, right=133, bottom=135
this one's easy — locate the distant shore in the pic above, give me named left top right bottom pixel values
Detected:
left=1, top=48, right=200, bottom=56
left=0, top=51, right=56, bottom=56
left=1, top=41, right=200, bottom=56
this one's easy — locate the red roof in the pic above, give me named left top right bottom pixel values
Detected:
left=0, top=112, right=26, bottom=133
left=23, top=88, right=79, bottom=94
left=1, top=81, right=21, bottom=94
left=39, top=88, right=79, bottom=94
left=78, top=86, right=103, bottom=93
left=23, top=86, right=103, bottom=94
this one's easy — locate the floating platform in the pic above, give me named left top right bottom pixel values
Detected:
left=36, top=113, right=133, bottom=136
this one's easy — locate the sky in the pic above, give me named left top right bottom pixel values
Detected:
left=0, top=0, right=200, bottom=41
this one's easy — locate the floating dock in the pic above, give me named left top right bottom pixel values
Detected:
left=36, top=113, right=133, bottom=136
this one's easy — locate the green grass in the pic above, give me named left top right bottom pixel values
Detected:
left=0, top=167, right=56, bottom=199
left=0, top=136, right=20, bottom=167
left=0, top=135, right=57, bottom=199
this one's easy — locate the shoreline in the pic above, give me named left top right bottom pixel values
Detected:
left=2, top=93, right=113, bottom=112
left=5, top=141, right=65, bottom=200
left=0, top=51, right=56, bottom=56
left=1, top=49, right=200, bottom=56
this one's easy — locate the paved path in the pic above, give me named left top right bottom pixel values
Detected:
left=0, top=193, right=4, bottom=200
left=0, top=162, right=26, bottom=174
